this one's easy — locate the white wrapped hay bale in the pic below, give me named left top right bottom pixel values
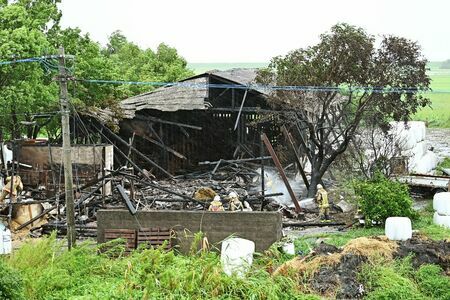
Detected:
left=433, top=192, right=450, bottom=216
left=433, top=212, right=450, bottom=229
left=409, top=121, right=426, bottom=143
left=221, top=238, right=255, bottom=277
left=385, top=217, right=412, bottom=241
left=390, top=121, right=426, bottom=150
left=411, top=141, right=428, bottom=160
left=412, top=151, right=439, bottom=174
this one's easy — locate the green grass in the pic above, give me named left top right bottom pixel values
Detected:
left=2, top=234, right=317, bottom=300
left=358, top=258, right=450, bottom=300
left=412, top=62, right=450, bottom=127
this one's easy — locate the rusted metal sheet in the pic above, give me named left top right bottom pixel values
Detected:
left=261, top=133, right=302, bottom=213
left=104, top=229, right=137, bottom=251
left=137, top=227, right=173, bottom=250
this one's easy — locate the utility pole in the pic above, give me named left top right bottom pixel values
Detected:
left=57, top=46, right=76, bottom=249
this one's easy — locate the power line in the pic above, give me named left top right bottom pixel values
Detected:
left=0, top=111, right=60, bottom=118
left=0, top=57, right=448, bottom=94
left=0, top=57, right=42, bottom=66
left=80, top=78, right=448, bottom=94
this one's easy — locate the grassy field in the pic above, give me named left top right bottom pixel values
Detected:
left=188, top=62, right=450, bottom=128
left=187, top=62, right=267, bottom=74
left=414, top=62, right=450, bottom=127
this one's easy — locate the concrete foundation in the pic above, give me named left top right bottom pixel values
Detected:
left=97, top=210, right=282, bottom=252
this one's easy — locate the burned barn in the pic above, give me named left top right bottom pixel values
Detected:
left=89, top=69, right=282, bottom=176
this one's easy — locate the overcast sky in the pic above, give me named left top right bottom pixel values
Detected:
left=59, top=0, right=450, bottom=62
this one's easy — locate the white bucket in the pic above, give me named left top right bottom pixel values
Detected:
left=282, top=242, right=295, bottom=255
left=433, top=192, right=450, bottom=216
left=433, top=212, right=450, bottom=229
left=385, top=217, right=412, bottom=241
left=221, top=237, right=255, bottom=277
left=0, top=225, right=12, bottom=255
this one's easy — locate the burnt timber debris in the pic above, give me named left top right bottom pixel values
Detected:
left=0, top=68, right=349, bottom=241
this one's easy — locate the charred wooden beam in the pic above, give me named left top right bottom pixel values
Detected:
left=198, top=156, right=271, bottom=165
left=282, top=221, right=345, bottom=227
left=234, top=89, right=248, bottom=131
left=134, top=115, right=202, bottom=130
left=281, top=125, right=310, bottom=189
left=15, top=171, right=119, bottom=231
left=208, top=107, right=280, bottom=114
left=116, top=184, right=137, bottom=215
left=262, top=133, right=302, bottom=213
left=116, top=172, right=207, bottom=207
left=93, top=122, right=173, bottom=178
left=139, top=134, right=187, bottom=160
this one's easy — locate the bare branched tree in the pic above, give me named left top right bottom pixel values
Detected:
left=257, top=24, right=430, bottom=197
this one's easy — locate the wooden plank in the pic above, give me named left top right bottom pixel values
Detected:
left=262, top=133, right=302, bottom=213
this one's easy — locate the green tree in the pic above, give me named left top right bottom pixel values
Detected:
left=0, top=1, right=193, bottom=140
left=104, top=31, right=194, bottom=95
left=0, top=2, right=59, bottom=139
left=257, top=23, right=430, bottom=196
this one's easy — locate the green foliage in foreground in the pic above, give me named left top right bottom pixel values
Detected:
left=3, top=235, right=317, bottom=300
left=0, top=259, right=25, bottom=300
left=359, top=258, right=450, bottom=300
left=353, top=174, right=418, bottom=224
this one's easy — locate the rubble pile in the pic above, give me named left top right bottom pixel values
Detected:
left=1, top=160, right=299, bottom=239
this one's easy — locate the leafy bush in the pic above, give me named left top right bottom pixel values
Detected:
left=0, top=259, right=25, bottom=300
left=353, top=173, right=418, bottom=224
left=415, top=264, right=450, bottom=299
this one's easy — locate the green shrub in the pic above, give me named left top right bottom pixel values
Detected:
left=0, top=259, right=25, bottom=300
left=353, top=173, right=418, bottom=224
left=415, top=264, right=450, bottom=299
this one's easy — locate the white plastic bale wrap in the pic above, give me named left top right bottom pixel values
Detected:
left=390, top=121, right=426, bottom=150
left=433, top=212, right=450, bottom=229
left=385, top=217, right=412, bottom=241
left=412, top=151, right=439, bottom=174
left=411, top=141, right=428, bottom=160
left=433, top=192, right=450, bottom=216
left=221, top=238, right=255, bottom=277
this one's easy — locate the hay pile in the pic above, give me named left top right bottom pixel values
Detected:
left=274, top=236, right=397, bottom=277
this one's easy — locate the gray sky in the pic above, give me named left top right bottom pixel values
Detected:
left=59, top=0, right=450, bottom=62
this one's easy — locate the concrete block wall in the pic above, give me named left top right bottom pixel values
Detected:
left=97, top=210, right=283, bottom=252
